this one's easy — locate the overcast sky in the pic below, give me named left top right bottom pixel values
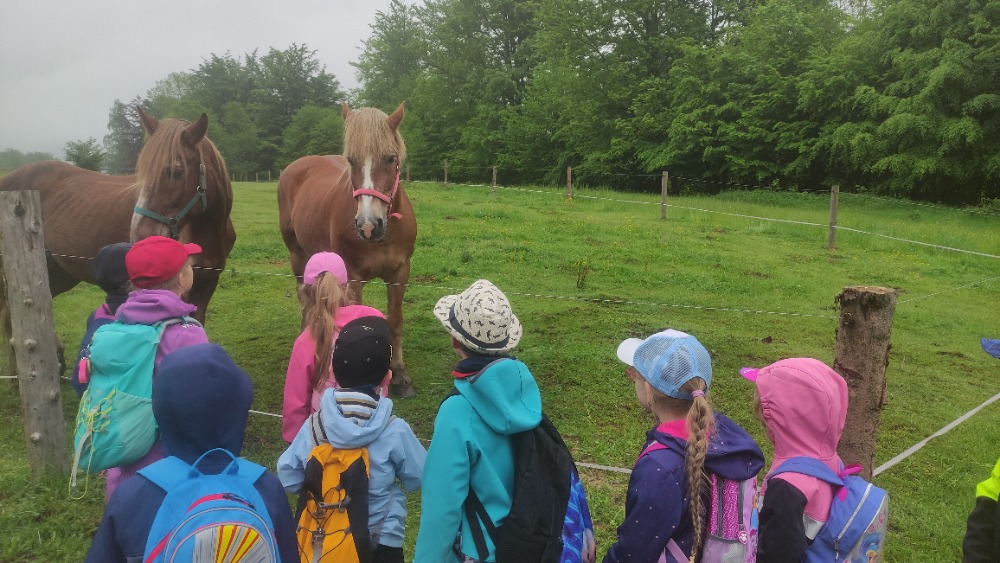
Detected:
left=0, top=0, right=405, bottom=157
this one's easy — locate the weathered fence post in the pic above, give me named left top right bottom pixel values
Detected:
left=443, top=160, right=449, bottom=187
left=661, top=171, right=669, bottom=221
left=566, top=166, right=573, bottom=201
left=491, top=166, right=497, bottom=195
left=834, top=285, right=896, bottom=479
left=406, top=163, right=410, bottom=183
left=827, top=184, right=840, bottom=249
left=0, top=191, right=69, bottom=476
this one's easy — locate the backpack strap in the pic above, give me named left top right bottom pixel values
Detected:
left=309, top=411, right=329, bottom=445
left=463, top=489, right=497, bottom=562
left=769, top=456, right=846, bottom=486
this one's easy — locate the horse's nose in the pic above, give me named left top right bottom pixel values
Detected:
left=357, top=216, right=386, bottom=241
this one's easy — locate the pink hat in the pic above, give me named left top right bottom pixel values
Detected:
left=303, top=252, right=348, bottom=285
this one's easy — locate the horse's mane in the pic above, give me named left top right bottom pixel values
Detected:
left=134, top=118, right=228, bottom=197
left=343, top=107, right=407, bottom=163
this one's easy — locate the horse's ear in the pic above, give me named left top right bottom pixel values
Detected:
left=342, top=102, right=352, bottom=120
left=182, top=113, right=209, bottom=147
left=387, top=102, right=405, bottom=131
left=137, top=106, right=158, bottom=136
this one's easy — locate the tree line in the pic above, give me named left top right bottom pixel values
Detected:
left=80, top=0, right=1000, bottom=206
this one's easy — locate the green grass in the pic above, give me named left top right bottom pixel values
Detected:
left=2, top=181, right=999, bottom=561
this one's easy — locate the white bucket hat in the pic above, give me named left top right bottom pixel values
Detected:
left=434, top=279, right=523, bottom=355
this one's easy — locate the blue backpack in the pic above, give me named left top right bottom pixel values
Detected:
left=769, top=457, right=888, bottom=562
left=71, top=317, right=197, bottom=490
left=139, top=448, right=280, bottom=563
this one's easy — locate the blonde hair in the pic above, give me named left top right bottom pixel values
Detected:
left=298, top=272, right=347, bottom=389
left=651, top=378, right=715, bottom=562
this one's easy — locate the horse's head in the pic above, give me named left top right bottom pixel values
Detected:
left=130, top=107, right=223, bottom=241
left=342, top=102, right=406, bottom=242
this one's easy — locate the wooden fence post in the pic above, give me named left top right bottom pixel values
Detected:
left=0, top=191, right=69, bottom=475
left=492, top=166, right=497, bottom=195
left=827, top=184, right=840, bottom=249
left=406, top=163, right=410, bottom=183
left=566, top=166, right=573, bottom=200
left=661, top=171, right=669, bottom=221
left=834, top=285, right=896, bottom=479
left=444, top=160, right=449, bottom=187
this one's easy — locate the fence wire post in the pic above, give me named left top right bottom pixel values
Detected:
left=566, top=166, right=573, bottom=201
left=828, top=184, right=840, bottom=249
left=661, top=171, right=669, bottom=221
left=0, top=190, right=70, bottom=476
left=835, top=285, right=896, bottom=480
left=406, top=163, right=410, bottom=182
left=444, top=160, right=449, bottom=187
left=492, top=166, right=497, bottom=195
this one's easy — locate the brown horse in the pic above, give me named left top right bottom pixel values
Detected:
left=0, top=108, right=236, bottom=373
left=277, top=102, right=417, bottom=397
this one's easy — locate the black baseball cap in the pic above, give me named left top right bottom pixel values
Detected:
left=333, top=316, right=392, bottom=388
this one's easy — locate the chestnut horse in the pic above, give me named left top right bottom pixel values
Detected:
left=277, top=102, right=417, bottom=397
left=0, top=108, right=236, bottom=374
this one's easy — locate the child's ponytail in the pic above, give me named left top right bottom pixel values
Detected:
left=303, top=272, right=345, bottom=389
left=683, top=378, right=715, bottom=563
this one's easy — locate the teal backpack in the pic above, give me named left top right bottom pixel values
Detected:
left=71, top=317, right=197, bottom=490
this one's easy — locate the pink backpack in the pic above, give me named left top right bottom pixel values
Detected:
left=640, top=442, right=758, bottom=563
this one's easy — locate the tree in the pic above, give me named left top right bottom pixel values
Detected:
left=103, top=98, right=146, bottom=174
left=64, top=138, right=106, bottom=171
left=277, top=105, right=344, bottom=170
left=0, top=148, right=55, bottom=170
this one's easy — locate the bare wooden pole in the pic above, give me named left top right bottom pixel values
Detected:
left=834, top=285, right=896, bottom=479
left=566, top=166, right=573, bottom=200
left=661, top=171, right=669, bottom=221
left=0, top=191, right=69, bottom=475
left=491, top=166, right=497, bottom=195
left=406, top=163, right=410, bottom=182
left=827, top=184, right=840, bottom=249
left=444, top=160, right=449, bottom=187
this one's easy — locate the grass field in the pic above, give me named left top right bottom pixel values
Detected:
left=2, top=180, right=998, bottom=561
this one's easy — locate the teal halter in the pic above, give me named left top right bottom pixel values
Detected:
left=133, top=163, right=207, bottom=239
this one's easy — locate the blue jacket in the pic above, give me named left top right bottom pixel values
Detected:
left=277, top=388, right=426, bottom=548
left=603, top=413, right=765, bottom=563
left=414, top=357, right=543, bottom=563
left=84, top=344, right=298, bottom=563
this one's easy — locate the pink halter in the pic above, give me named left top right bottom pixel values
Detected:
left=351, top=164, right=402, bottom=219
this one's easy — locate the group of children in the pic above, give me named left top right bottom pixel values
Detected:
left=74, top=240, right=999, bottom=562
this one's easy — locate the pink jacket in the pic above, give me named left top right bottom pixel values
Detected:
left=757, top=357, right=849, bottom=527
left=281, top=305, right=385, bottom=442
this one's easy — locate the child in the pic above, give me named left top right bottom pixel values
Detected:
left=741, top=358, right=849, bottom=562
left=104, top=235, right=209, bottom=498
left=605, top=329, right=764, bottom=563
left=72, top=241, right=132, bottom=396
left=278, top=315, right=426, bottom=563
left=962, top=338, right=1000, bottom=561
left=282, top=251, right=385, bottom=443
left=85, top=343, right=298, bottom=562
left=414, top=279, right=543, bottom=563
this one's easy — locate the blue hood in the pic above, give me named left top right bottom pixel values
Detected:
left=317, top=390, right=395, bottom=448
left=152, top=343, right=252, bottom=465
left=647, top=413, right=764, bottom=481
left=453, top=358, right=542, bottom=435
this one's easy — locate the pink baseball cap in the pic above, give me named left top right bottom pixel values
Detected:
left=303, top=252, right=348, bottom=285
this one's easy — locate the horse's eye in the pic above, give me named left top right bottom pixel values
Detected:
left=386, top=155, right=397, bottom=165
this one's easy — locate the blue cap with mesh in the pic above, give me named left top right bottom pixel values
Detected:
left=616, top=329, right=712, bottom=399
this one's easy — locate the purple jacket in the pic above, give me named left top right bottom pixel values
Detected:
left=103, top=289, right=209, bottom=498
left=603, top=413, right=764, bottom=563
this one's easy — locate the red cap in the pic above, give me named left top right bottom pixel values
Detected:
left=126, top=236, right=201, bottom=288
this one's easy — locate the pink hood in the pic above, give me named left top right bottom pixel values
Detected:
left=757, top=357, right=848, bottom=522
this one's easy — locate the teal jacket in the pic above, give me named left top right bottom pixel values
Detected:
left=414, top=358, right=542, bottom=563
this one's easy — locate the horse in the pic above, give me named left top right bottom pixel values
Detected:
left=277, top=102, right=417, bottom=398
left=0, top=108, right=236, bottom=376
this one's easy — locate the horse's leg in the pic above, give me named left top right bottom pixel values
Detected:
left=385, top=262, right=415, bottom=398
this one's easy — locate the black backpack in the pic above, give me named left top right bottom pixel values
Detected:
left=463, top=414, right=576, bottom=563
